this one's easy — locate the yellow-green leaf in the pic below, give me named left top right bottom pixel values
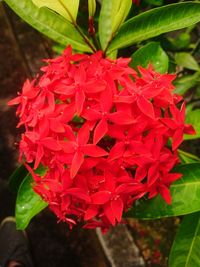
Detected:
left=32, top=0, right=79, bottom=22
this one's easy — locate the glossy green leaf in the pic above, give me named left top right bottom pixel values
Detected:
left=107, top=2, right=200, bottom=53
left=32, top=0, right=80, bottom=22
left=99, top=0, right=132, bottom=51
left=175, top=52, right=199, bottom=71
left=4, top=0, right=92, bottom=52
left=16, top=173, right=48, bottom=230
left=169, top=212, right=200, bottom=267
left=130, top=42, right=169, bottom=73
left=174, top=73, right=200, bottom=95
left=184, top=109, right=200, bottom=140
left=126, top=163, right=200, bottom=219
left=9, top=165, right=28, bottom=193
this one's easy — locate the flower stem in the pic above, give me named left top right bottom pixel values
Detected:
left=58, top=0, right=97, bottom=53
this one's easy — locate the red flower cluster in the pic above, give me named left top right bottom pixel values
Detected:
left=8, top=46, right=195, bottom=230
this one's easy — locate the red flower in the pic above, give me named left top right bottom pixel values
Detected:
left=9, top=46, right=195, bottom=230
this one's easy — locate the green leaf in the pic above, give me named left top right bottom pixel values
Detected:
left=111, top=0, right=132, bottom=33
left=88, top=0, right=96, bottom=18
left=184, top=109, right=200, bottom=140
left=169, top=212, right=200, bottom=267
left=32, top=0, right=80, bottom=22
left=99, top=0, right=112, bottom=50
left=16, top=173, right=48, bottom=230
left=99, top=0, right=132, bottom=51
left=107, top=2, right=200, bottom=53
left=4, top=0, right=92, bottom=52
left=174, top=73, right=200, bottom=95
left=144, top=0, right=163, bottom=6
left=175, top=52, right=199, bottom=71
left=178, top=150, right=200, bottom=164
left=9, top=165, right=28, bottom=193
left=130, top=42, right=169, bottom=73
left=126, top=163, right=200, bottom=219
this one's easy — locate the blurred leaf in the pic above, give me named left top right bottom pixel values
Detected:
left=9, top=165, right=28, bottom=193
left=144, top=0, right=163, bottom=6
left=88, top=0, right=96, bottom=18
left=169, top=212, right=200, bottom=267
left=130, top=42, right=169, bottom=73
left=99, top=0, right=131, bottom=51
left=178, top=150, right=200, bottom=164
left=32, top=0, right=80, bottom=22
left=107, top=2, right=200, bottom=53
left=174, top=73, right=200, bottom=95
left=175, top=52, right=199, bottom=71
left=16, top=171, right=48, bottom=230
left=4, top=0, right=92, bottom=52
left=168, top=32, right=191, bottom=50
left=126, top=164, right=200, bottom=219
left=184, top=109, right=200, bottom=140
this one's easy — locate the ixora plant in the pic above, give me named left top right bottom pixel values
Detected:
left=4, top=0, right=200, bottom=265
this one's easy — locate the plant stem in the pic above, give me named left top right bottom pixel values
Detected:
left=58, top=0, right=97, bottom=53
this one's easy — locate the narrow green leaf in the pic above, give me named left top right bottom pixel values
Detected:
left=126, top=163, right=200, bottom=219
left=107, top=2, right=200, bottom=53
left=175, top=52, right=199, bottom=71
left=99, top=0, right=131, bottom=51
left=16, top=173, right=48, bottom=230
left=169, top=212, right=200, bottom=267
left=111, top=0, right=132, bottom=33
left=32, top=0, right=80, bottom=22
left=98, top=0, right=112, bottom=50
left=4, top=0, right=92, bottom=52
left=130, top=42, right=169, bottom=73
left=174, top=73, right=200, bottom=95
left=184, top=109, right=200, bottom=140
left=88, top=0, right=96, bottom=18
left=178, top=150, right=200, bottom=164
left=9, top=165, right=28, bottom=193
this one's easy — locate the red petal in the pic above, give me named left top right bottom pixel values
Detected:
left=60, top=141, right=75, bottom=153
left=83, top=145, right=108, bottom=157
left=85, top=80, right=106, bottom=94
left=109, top=111, right=134, bottom=125
left=41, top=138, right=61, bottom=151
left=7, top=96, right=21, bottom=106
left=70, top=151, right=84, bottom=178
left=159, top=185, right=171, bottom=204
left=34, top=145, right=44, bottom=169
left=137, top=95, right=155, bottom=119
left=77, top=123, right=90, bottom=145
left=82, top=109, right=101, bottom=121
left=104, top=203, right=115, bottom=225
left=84, top=205, right=99, bottom=220
left=49, top=119, right=65, bottom=133
left=108, top=142, right=125, bottom=161
left=75, top=89, right=85, bottom=115
left=172, top=128, right=183, bottom=150
left=64, top=188, right=91, bottom=202
left=147, top=164, right=159, bottom=186
left=93, top=119, right=108, bottom=144
left=91, top=191, right=111, bottom=204
left=111, top=198, right=123, bottom=222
